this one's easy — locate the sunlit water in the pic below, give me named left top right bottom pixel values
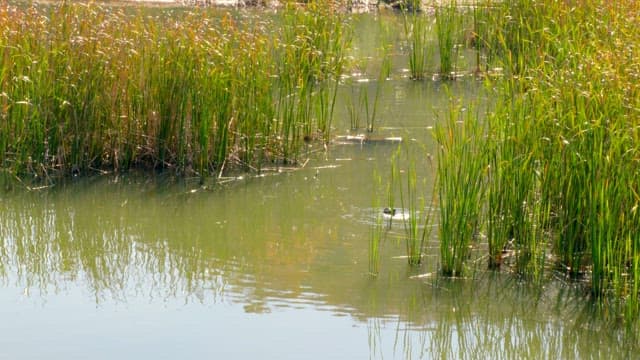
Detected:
left=0, top=10, right=637, bottom=360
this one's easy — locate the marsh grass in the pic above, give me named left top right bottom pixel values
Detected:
left=0, top=2, right=349, bottom=180
left=393, top=145, right=434, bottom=265
left=385, top=0, right=640, bottom=313
left=434, top=99, right=485, bottom=276
left=277, top=1, right=350, bottom=155
left=369, top=206, right=384, bottom=276
left=467, top=0, right=491, bottom=74
left=367, top=54, right=391, bottom=132
left=402, top=11, right=431, bottom=80
left=434, top=1, right=461, bottom=79
left=346, top=48, right=390, bottom=133
left=346, top=84, right=362, bottom=131
left=475, top=0, right=640, bottom=317
left=399, top=155, right=423, bottom=265
left=378, top=144, right=434, bottom=266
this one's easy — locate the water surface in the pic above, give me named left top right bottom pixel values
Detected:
left=0, top=10, right=637, bottom=360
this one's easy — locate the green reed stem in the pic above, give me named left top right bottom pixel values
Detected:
left=435, top=99, right=486, bottom=276
left=435, top=1, right=460, bottom=79
left=402, top=11, right=430, bottom=80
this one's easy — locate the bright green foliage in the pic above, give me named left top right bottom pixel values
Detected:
left=434, top=100, right=485, bottom=276
left=479, top=0, right=640, bottom=315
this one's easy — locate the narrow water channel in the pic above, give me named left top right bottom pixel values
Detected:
left=0, top=10, right=636, bottom=360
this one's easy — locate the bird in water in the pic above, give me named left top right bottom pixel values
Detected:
left=383, top=207, right=396, bottom=216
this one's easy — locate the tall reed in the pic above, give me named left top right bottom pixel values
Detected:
left=392, top=145, right=434, bottom=266
left=346, top=51, right=390, bottom=133
left=276, top=1, right=350, bottom=155
left=468, top=0, right=488, bottom=74
left=434, top=99, right=485, bottom=276
left=434, top=1, right=460, bottom=79
left=367, top=54, right=390, bottom=132
left=402, top=11, right=431, bottom=80
left=0, top=2, right=349, bottom=180
left=480, top=0, right=640, bottom=315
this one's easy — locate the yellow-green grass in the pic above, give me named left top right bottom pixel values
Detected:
left=0, top=1, right=349, bottom=180
left=476, top=0, right=640, bottom=316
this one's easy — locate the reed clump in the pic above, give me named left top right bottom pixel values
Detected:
left=477, top=0, right=640, bottom=314
left=434, top=99, right=485, bottom=276
left=0, top=2, right=349, bottom=180
left=369, top=143, right=434, bottom=269
left=434, top=0, right=462, bottom=79
left=402, top=8, right=431, bottom=80
left=426, top=0, right=640, bottom=321
left=402, top=1, right=491, bottom=81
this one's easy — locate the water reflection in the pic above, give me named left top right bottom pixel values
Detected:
left=0, top=166, right=370, bottom=307
left=1, top=131, right=638, bottom=358
left=367, top=274, right=639, bottom=358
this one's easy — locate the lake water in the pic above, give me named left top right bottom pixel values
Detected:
left=0, top=9, right=637, bottom=360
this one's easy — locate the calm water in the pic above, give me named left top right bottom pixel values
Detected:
left=0, top=10, right=636, bottom=360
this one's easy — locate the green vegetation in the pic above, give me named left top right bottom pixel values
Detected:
left=393, top=145, right=433, bottom=265
left=366, top=54, right=390, bottom=132
left=434, top=1, right=461, bottom=79
left=434, top=100, right=485, bottom=276
left=401, top=0, right=479, bottom=81
left=345, top=18, right=391, bottom=133
left=402, top=9, right=430, bottom=80
left=0, top=1, right=349, bottom=180
left=373, top=144, right=433, bottom=266
left=361, top=0, right=640, bottom=323
left=346, top=53, right=389, bottom=133
left=487, top=0, right=639, bottom=305
left=429, top=0, right=640, bottom=320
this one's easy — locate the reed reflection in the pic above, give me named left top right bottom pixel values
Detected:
left=367, top=272, right=639, bottom=359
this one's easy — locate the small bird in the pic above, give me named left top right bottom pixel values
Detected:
left=383, top=207, right=396, bottom=216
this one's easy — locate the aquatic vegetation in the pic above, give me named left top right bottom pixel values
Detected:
left=434, top=1, right=461, bottom=79
left=468, top=0, right=488, bottom=74
left=372, top=143, right=433, bottom=267
left=366, top=54, right=391, bottom=132
left=478, top=0, right=640, bottom=312
left=385, top=0, right=640, bottom=319
left=346, top=84, right=362, bottom=130
left=392, top=145, right=433, bottom=266
left=276, top=1, right=350, bottom=156
left=402, top=10, right=431, bottom=80
left=346, top=52, right=389, bottom=133
left=434, top=99, right=485, bottom=276
left=484, top=82, right=551, bottom=279
left=368, top=209, right=384, bottom=276
left=0, top=1, right=349, bottom=180
left=401, top=1, right=496, bottom=80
